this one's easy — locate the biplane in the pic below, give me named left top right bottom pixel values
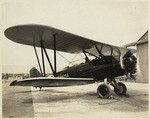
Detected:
left=5, top=24, right=136, bottom=98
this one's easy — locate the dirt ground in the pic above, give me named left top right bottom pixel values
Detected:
left=2, top=78, right=34, bottom=118
left=2, top=78, right=149, bottom=119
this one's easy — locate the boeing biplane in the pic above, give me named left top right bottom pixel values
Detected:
left=5, top=24, right=136, bottom=98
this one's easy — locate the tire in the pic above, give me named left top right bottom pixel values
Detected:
left=97, top=84, right=111, bottom=99
left=114, top=82, right=127, bottom=95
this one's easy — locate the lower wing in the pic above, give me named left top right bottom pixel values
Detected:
left=10, top=77, right=95, bottom=87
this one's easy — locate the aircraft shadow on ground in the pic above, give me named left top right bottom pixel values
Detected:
left=32, top=89, right=98, bottom=103
left=39, top=89, right=70, bottom=94
left=28, top=89, right=124, bottom=104
left=20, top=88, right=148, bottom=106
left=15, top=91, right=32, bottom=93
left=22, top=98, right=33, bottom=104
left=21, top=88, right=134, bottom=104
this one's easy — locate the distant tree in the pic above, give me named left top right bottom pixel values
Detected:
left=5, top=73, right=8, bottom=79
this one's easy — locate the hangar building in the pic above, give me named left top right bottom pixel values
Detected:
left=124, top=31, right=148, bottom=83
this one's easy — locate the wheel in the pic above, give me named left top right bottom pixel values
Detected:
left=114, top=82, right=127, bottom=95
left=97, top=84, right=111, bottom=99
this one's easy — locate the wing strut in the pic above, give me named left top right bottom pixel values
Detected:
left=41, top=41, right=46, bottom=77
left=83, top=50, right=90, bottom=62
left=41, top=41, right=55, bottom=76
left=34, top=29, right=57, bottom=77
left=38, top=34, right=57, bottom=77
left=83, top=50, right=99, bottom=58
left=34, top=45, right=43, bottom=77
left=95, top=44, right=104, bottom=57
left=53, top=34, right=57, bottom=77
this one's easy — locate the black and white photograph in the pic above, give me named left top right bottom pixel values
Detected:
left=1, top=0, right=148, bottom=118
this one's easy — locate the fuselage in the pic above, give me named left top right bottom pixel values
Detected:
left=56, top=56, right=125, bottom=81
left=10, top=56, right=125, bottom=87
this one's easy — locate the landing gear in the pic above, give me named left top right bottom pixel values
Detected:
left=97, top=84, right=111, bottom=99
left=39, top=87, right=42, bottom=91
left=35, top=86, right=42, bottom=91
left=97, top=78, right=127, bottom=98
left=109, top=78, right=127, bottom=96
left=114, top=82, right=127, bottom=95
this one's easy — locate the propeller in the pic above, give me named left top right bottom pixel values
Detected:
left=122, top=51, right=137, bottom=79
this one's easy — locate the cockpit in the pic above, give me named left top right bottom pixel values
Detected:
left=82, top=44, right=121, bottom=65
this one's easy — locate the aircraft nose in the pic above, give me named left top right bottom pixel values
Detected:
left=10, top=80, right=17, bottom=86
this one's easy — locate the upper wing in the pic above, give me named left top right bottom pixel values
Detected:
left=5, top=24, right=136, bottom=54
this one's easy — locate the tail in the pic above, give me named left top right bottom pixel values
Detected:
left=30, top=67, right=41, bottom=78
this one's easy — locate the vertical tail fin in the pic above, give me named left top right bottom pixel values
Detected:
left=30, top=67, right=41, bottom=78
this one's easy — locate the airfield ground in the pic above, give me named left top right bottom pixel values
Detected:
left=2, top=78, right=149, bottom=119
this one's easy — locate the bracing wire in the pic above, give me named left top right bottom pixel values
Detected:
left=57, top=52, right=85, bottom=66
left=57, top=52, right=74, bottom=65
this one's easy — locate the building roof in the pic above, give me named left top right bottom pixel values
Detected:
left=124, top=31, right=148, bottom=48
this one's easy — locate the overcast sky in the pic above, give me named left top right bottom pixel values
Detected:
left=0, top=0, right=148, bottom=73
